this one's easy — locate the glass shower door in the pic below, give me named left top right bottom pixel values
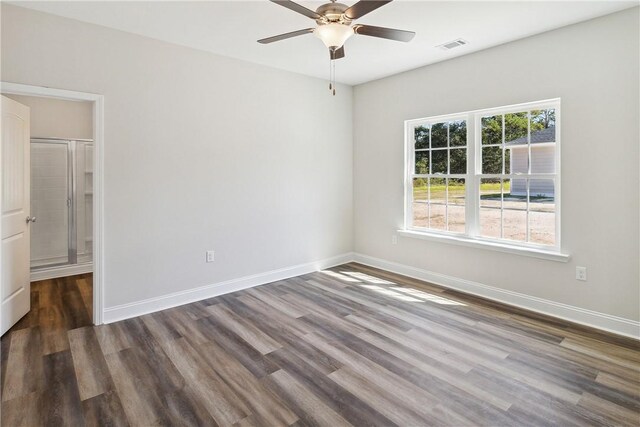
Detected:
left=30, top=140, right=70, bottom=268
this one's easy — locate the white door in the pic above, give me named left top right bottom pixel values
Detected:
left=1, top=96, right=31, bottom=335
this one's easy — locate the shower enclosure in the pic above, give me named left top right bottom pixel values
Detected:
left=30, top=138, right=93, bottom=273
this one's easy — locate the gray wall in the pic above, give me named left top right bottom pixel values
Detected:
left=2, top=4, right=353, bottom=308
left=353, top=8, right=639, bottom=321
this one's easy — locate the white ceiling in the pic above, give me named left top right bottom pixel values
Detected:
left=11, top=1, right=638, bottom=85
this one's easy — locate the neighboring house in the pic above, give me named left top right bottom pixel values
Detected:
left=506, top=126, right=556, bottom=197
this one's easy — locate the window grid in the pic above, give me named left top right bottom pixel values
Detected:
left=478, top=109, right=556, bottom=245
left=406, top=100, right=560, bottom=250
left=410, top=119, right=468, bottom=234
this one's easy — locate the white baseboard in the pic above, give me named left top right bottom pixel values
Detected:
left=352, top=253, right=640, bottom=340
left=102, top=252, right=354, bottom=324
left=101, top=250, right=639, bottom=339
left=31, top=263, right=93, bottom=282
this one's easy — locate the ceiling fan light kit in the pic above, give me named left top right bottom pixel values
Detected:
left=314, top=23, right=354, bottom=49
left=259, top=0, right=415, bottom=95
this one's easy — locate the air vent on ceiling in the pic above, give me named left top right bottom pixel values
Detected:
left=438, top=39, right=468, bottom=50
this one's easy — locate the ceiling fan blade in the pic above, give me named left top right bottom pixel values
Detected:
left=353, top=24, right=415, bottom=42
left=344, top=0, right=393, bottom=20
left=258, top=28, right=315, bottom=44
left=270, top=0, right=321, bottom=20
left=330, top=46, right=345, bottom=60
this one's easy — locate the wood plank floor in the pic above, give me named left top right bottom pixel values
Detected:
left=2, top=264, right=639, bottom=426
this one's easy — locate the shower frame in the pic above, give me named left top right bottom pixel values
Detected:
left=30, top=137, right=93, bottom=270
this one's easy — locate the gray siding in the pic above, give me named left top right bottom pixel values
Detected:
left=510, top=146, right=555, bottom=196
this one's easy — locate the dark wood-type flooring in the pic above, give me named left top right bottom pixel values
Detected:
left=1, top=264, right=639, bottom=426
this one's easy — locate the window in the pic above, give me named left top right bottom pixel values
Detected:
left=412, top=118, right=468, bottom=233
left=405, top=99, right=560, bottom=251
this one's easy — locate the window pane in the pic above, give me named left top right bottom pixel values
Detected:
left=482, top=146, right=503, bottom=174
left=448, top=178, right=465, bottom=205
left=412, top=202, right=428, bottom=228
left=480, top=208, right=501, bottom=238
left=415, top=151, right=429, bottom=174
left=507, top=147, right=528, bottom=175
left=482, top=115, right=502, bottom=145
left=449, top=120, right=467, bottom=147
left=447, top=178, right=465, bottom=233
left=428, top=178, right=446, bottom=230
left=509, top=177, right=527, bottom=197
left=503, top=179, right=526, bottom=211
left=480, top=178, right=502, bottom=209
left=429, top=177, right=446, bottom=204
left=505, top=112, right=528, bottom=143
left=431, top=150, right=447, bottom=174
left=529, top=179, right=555, bottom=245
left=449, top=148, right=466, bottom=174
left=504, top=147, right=511, bottom=174
left=429, top=204, right=446, bottom=231
left=431, top=122, right=448, bottom=148
left=531, top=109, right=556, bottom=143
left=413, top=178, right=428, bottom=202
left=503, top=209, right=527, bottom=241
left=529, top=211, right=555, bottom=245
left=480, top=178, right=501, bottom=238
left=530, top=145, right=555, bottom=174
left=529, top=178, right=555, bottom=199
left=414, top=125, right=430, bottom=149
left=448, top=206, right=464, bottom=233
left=412, top=178, right=428, bottom=228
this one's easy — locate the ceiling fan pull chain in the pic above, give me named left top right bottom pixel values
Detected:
left=329, top=56, right=332, bottom=91
left=332, top=59, right=336, bottom=96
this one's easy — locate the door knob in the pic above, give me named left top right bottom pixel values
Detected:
left=26, top=216, right=36, bottom=224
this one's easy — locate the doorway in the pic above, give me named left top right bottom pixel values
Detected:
left=1, top=82, right=104, bottom=326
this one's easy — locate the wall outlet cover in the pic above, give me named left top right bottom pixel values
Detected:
left=576, top=266, right=587, bottom=281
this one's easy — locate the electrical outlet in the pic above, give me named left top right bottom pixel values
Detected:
left=391, top=235, right=398, bottom=245
left=206, top=250, right=215, bottom=263
left=576, top=266, right=587, bottom=281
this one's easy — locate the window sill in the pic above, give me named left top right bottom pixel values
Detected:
left=397, top=230, right=570, bottom=262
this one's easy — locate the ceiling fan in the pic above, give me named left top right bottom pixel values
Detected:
left=258, top=0, right=415, bottom=94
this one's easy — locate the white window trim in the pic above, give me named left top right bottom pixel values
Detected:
left=403, top=98, right=569, bottom=261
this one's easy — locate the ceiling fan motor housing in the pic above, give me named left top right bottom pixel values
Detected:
left=315, top=2, right=352, bottom=25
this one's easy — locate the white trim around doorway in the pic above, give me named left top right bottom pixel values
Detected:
left=1, top=82, right=105, bottom=325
